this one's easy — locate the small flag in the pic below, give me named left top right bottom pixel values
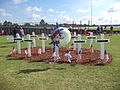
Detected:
left=10, top=47, right=16, bottom=54
left=90, top=44, right=94, bottom=53
left=104, top=50, right=109, bottom=61
left=24, top=49, right=28, bottom=55
left=77, top=50, right=82, bottom=61
left=64, top=51, right=72, bottom=63
left=69, top=43, right=74, bottom=49
left=38, top=48, right=41, bottom=54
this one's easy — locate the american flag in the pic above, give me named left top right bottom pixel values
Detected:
left=90, top=44, right=94, bottom=53
left=38, top=48, right=41, bottom=54
left=10, top=47, right=16, bottom=54
left=69, top=43, right=74, bottom=49
left=64, top=51, right=72, bottom=63
left=77, top=50, right=82, bottom=61
left=24, top=49, right=28, bottom=55
left=104, top=50, right=109, bottom=61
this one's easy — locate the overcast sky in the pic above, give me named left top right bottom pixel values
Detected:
left=0, top=0, right=120, bottom=25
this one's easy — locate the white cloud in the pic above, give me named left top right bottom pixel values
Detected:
left=26, top=6, right=42, bottom=13
left=30, top=13, right=46, bottom=21
left=30, top=13, right=41, bottom=21
left=76, top=9, right=89, bottom=13
left=108, top=2, right=120, bottom=12
left=59, top=15, right=72, bottom=22
left=0, top=8, right=12, bottom=17
left=79, top=2, right=120, bottom=25
left=12, top=0, right=28, bottom=4
left=48, top=9, right=54, bottom=12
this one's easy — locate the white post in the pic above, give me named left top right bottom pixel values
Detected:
left=17, top=40, right=21, bottom=54
left=73, top=32, right=76, bottom=50
left=27, top=34, right=31, bottom=57
left=32, top=32, right=36, bottom=47
left=42, top=33, right=45, bottom=53
left=78, top=34, right=81, bottom=54
left=14, top=33, right=22, bottom=54
left=90, top=32, right=93, bottom=48
left=100, top=34, right=104, bottom=60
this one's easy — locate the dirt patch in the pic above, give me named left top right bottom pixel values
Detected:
left=8, top=47, right=112, bottom=66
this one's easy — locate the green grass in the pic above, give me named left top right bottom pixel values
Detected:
left=0, top=35, right=120, bottom=90
left=72, top=27, right=120, bottom=31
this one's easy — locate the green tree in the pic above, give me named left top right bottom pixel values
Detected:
left=13, top=23, right=19, bottom=27
left=0, top=23, right=2, bottom=26
left=39, top=19, right=48, bottom=26
left=40, top=19, right=46, bottom=25
left=3, top=21, right=8, bottom=26
left=35, top=24, right=39, bottom=26
left=7, top=21, right=12, bottom=26
left=24, top=23, right=31, bottom=26
left=3, top=21, right=12, bottom=26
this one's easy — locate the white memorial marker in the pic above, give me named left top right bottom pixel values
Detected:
left=24, top=34, right=33, bottom=57
left=86, top=32, right=97, bottom=48
left=38, top=33, right=48, bottom=53
left=96, top=34, right=110, bottom=60
left=71, top=32, right=77, bottom=50
left=30, top=32, right=38, bottom=47
left=78, top=34, right=81, bottom=54
left=14, top=33, right=22, bottom=54
left=74, top=35, right=86, bottom=54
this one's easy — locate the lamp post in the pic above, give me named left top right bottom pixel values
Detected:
left=91, top=0, right=93, bottom=25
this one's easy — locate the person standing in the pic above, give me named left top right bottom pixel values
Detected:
left=13, top=26, right=19, bottom=38
left=110, top=26, right=113, bottom=36
left=20, top=27, right=25, bottom=40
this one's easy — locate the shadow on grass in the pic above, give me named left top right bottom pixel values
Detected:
left=1, top=42, right=15, bottom=45
left=0, top=46, right=8, bottom=48
left=18, top=67, right=66, bottom=74
left=70, top=64, right=76, bottom=67
left=6, top=58, right=21, bottom=60
left=17, top=68, right=50, bottom=74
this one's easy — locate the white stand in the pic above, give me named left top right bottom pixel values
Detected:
left=42, top=33, right=45, bottom=53
left=32, top=32, right=36, bottom=47
left=78, top=34, right=81, bottom=54
left=17, top=40, right=21, bottom=54
left=53, top=45, right=60, bottom=62
left=73, top=32, right=76, bottom=50
left=96, top=34, right=110, bottom=60
left=14, top=34, right=22, bottom=54
left=90, top=32, right=93, bottom=48
left=38, top=33, right=48, bottom=53
left=27, top=34, right=31, bottom=57
left=100, top=34, right=104, bottom=60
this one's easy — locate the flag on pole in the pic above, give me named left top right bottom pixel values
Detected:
left=64, top=51, right=72, bottom=63
left=77, top=50, right=82, bottom=61
left=24, top=49, right=28, bottom=55
left=90, top=44, right=94, bottom=53
left=38, top=48, right=42, bottom=54
left=10, top=47, right=16, bottom=54
left=104, top=50, right=109, bottom=61
left=69, top=43, right=74, bottom=49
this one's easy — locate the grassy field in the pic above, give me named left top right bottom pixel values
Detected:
left=72, top=27, right=120, bottom=31
left=0, top=35, right=120, bottom=90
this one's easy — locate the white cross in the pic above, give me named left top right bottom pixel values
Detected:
left=38, top=33, right=48, bottom=53
left=96, top=34, right=110, bottom=60
left=74, top=34, right=87, bottom=54
left=71, top=32, right=78, bottom=50
left=24, top=34, right=33, bottom=57
left=14, top=37, right=22, bottom=54
left=30, top=32, right=38, bottom=47
left=14, top=33, right=22, bottom=54
left=86, top=32, right=97, bottom=48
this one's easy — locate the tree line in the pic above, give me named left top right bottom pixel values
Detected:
left=0, top=19, right=52, bottom=27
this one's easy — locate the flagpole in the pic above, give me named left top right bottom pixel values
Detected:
left=91, top=0, right=93, bottom=25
